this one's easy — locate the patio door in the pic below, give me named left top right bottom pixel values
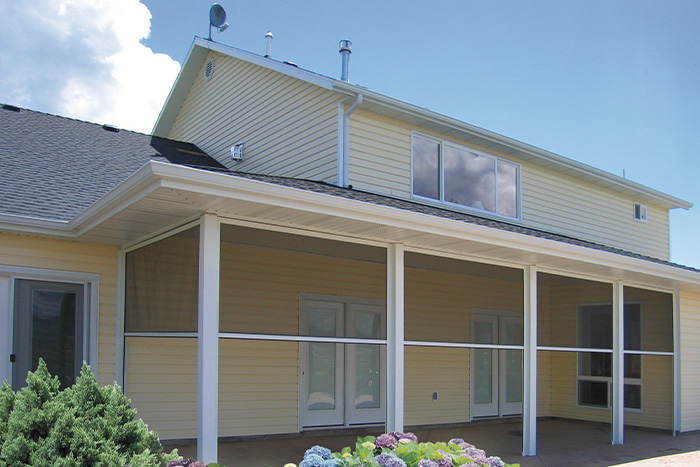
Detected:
left=299, top=297, right=385, bottom=429
left=471, top=312, right=523, bottom=418
left=12, top=279, right=86, bottom=390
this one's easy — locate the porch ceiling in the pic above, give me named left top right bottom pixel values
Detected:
left=74, top=162, right=700, bottom=292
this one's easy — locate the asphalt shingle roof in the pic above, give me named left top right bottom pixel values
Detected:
left=0, top=104, right=225, bottom=221
left=2, top=105, right=698, bottom=275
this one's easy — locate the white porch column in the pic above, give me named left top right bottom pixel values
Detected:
left=522, top=266, right=537, bottom=456
left=612, top=280, right=624, bottom=445
left=386, top=243, right=405, bottom=433
left=198, top=213, right=221, bottom=463
left=673, top=289, right=681, bottom=435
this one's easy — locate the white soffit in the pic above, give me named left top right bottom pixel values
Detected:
left=67, top=162, right=700, bottom=292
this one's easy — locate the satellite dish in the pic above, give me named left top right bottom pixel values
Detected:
left=208, top=3, right=229, bottom=40
left=210, top=4, right=226, bottom=28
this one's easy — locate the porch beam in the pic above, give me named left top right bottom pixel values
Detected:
left=197, top=213, right=221, bottom=463
left=386, top=243, right=405, bottom=433
left=522, top=266, right=537, bottom=456
left=612, top=281, right=624, bottom=445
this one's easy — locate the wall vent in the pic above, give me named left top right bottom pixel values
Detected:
left=204, top=57, right=215, bottom=81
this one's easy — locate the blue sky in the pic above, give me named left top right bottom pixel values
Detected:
left=2, top=1, right=700, bottom=268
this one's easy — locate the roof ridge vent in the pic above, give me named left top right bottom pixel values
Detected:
left=2, top=104, right=21, bottom=112
left=102, top=123, right=120, bottom=132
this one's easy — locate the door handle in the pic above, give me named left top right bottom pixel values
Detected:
left=9, top=354, right=15, bottom=363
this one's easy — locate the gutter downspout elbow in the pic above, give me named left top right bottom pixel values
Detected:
left=337, top=93, right=363, bottom=187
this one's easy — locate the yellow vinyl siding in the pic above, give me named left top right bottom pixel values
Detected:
left=168, top=52, right=342, bottom=182
left=0, top=233, right=117, bottom=386
left=405, top=346, right=469, bottom=426
left=125, top=337, right=197, bottom=440
left=219, top=242, right=386, bottom=334
left=522, top=165, right=669, bottom=260
left=346, top=110, right=670, bottom=259
left=680, top=290, right=700, bottom=432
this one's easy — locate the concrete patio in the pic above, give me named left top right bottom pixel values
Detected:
left=168, top=419, right=700, bottom=467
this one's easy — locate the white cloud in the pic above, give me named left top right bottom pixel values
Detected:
left=0, top=0, right=180, bottom=133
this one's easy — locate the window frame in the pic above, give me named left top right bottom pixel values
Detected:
left=410, top=131, right=522, bottom=221
left=576, top=302, right=643, bottom=413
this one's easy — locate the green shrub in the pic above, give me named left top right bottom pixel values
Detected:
left=0, top=359, right=180, bottom=467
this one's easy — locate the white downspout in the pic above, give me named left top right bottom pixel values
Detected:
left=337, top=93, right=363, bottom=187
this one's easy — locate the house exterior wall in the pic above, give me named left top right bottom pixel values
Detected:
left=168, top=51, right=342, bottom=181
left=0, top=233, right=117, bottom=386
left=680, top=289, right=700, bottom=432
left=347, top=110, right=670, bottom=260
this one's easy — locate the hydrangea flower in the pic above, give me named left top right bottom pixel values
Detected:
left=486, top=456, right=505, bottom=467
left=362, top=441, right=376, bottom=450
left=285, top=464, right=298, bottom=467
left=399, top=432, right=418, bottom=442
left=376, top=453, right=407, bottom=467
left=321, top=460, right=338, bottom=467
left=300, top=453, right=325, bottom=467
left=448, top=438, right=465, bottom=445
left=305, top=445, right=333, bottom=460
left=436, top=450, right=453, bottom=467
left=375, top=433, right=398, bottom=448
left=417, top=460, right=439, bottom=467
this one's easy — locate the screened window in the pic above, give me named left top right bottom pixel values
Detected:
left=412, top=134, right=520, bottom=219
left=577, top=303, right=642, bottom=410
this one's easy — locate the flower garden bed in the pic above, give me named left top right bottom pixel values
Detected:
left=292, top=432, right=519, bottom=467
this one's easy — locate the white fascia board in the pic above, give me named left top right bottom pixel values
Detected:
left=0, top=214, right=75, bottom=237
left=144, top=162, right=700, bottom=287
left=332, top=81, right=693, bottom=211
left=71, top=165, right=164, bottom=236
left=152, top=37, right=335, bottom=137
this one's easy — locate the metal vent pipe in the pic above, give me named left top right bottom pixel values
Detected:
left=265, top=31, right=273, bottom=57
left=339, top=40, right=352, bottom=81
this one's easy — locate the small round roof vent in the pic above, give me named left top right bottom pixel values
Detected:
left=204, top=57, right=215, bottom=81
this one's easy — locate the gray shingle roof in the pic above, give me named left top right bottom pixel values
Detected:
left=2, top=104, right=697, bottom=275
left=0, top=104, right=225, bottom=221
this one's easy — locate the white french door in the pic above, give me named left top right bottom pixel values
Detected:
left=471, top=312, right=523, bottom=418
left=299, top=297, right=385, bottom=429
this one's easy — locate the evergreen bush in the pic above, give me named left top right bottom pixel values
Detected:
left=0, top=360, right=180, bottom=467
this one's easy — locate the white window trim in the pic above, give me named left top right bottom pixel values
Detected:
left=575, top=302, right=644, bottom=413
left=0, top=265, right=99, bottom=388
left=410, top=131, right=522, bottom=221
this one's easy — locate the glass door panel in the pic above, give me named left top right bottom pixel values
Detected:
left=12, top=280, right=84, bottom=390
left=500, top=317, right=523, bottom=415
left=346, top=304, right=385, bottom=425
left=300, top=300, right=344, bottom=427
left=471, top=315, right=498, bottom=417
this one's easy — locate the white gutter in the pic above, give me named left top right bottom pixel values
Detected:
left=337, top=93, right=363, bottom=187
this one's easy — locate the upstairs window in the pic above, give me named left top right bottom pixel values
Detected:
left=412, top=133, right=520, bottom=219
left=633, top=202, right=647, bottom=222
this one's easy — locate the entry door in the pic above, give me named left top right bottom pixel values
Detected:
left=471, top=313, right=523, bottom=418
left=300, top=299, right=385, bottom=429
left=12, top=279, right=85, bottom=390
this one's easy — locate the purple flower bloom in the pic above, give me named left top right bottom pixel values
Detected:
left=189, top=463, right=207, bottom=467
left=300, top=453, right=325, bottom=467
left=376, top=433, right=398, bottom=448
left=448, top=438, right=464, bottom=445
left=417, top=460, right=439, bottom=467
left=436, top=450, right=452, bottom=467
left=305, top=445, right=333, bottom=460
left=376, top=453, right=407, bottom=467
left=167, top=460, right=197, bottom=467
left=399, top=432, right=418, bottom=442
left=486, top=456, right=505, bottom=467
